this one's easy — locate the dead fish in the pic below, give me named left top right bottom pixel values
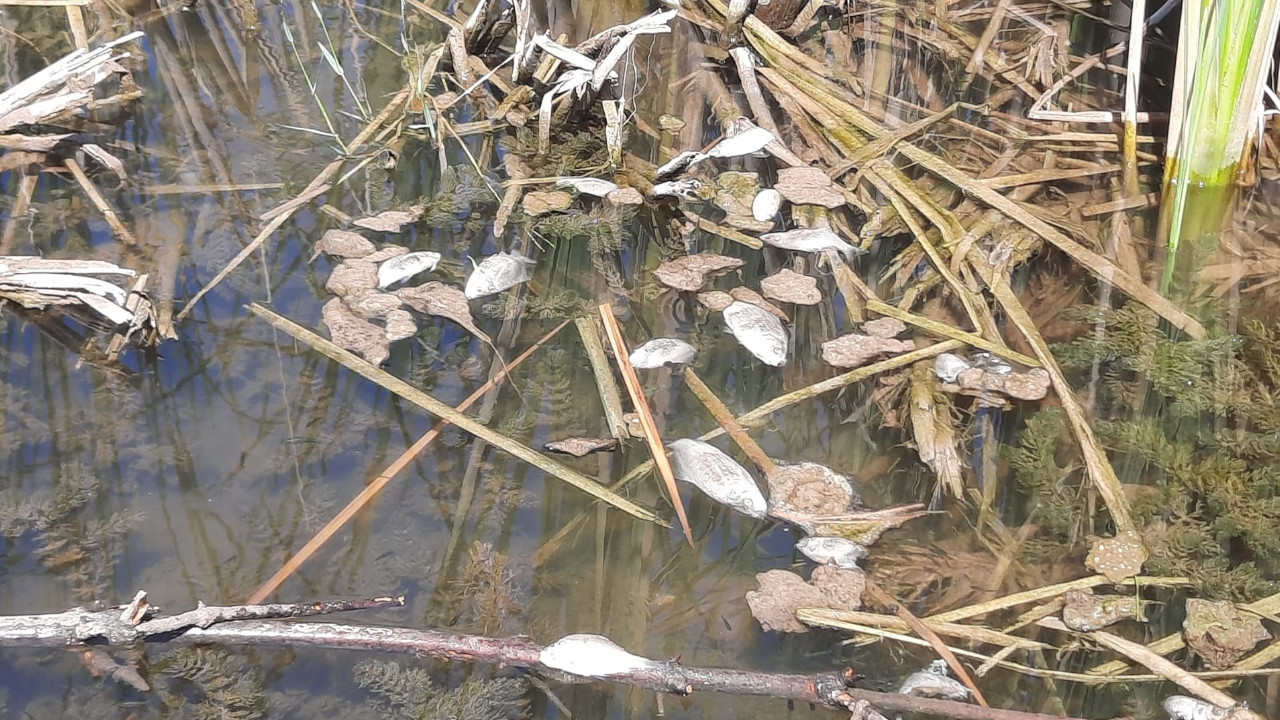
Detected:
left=752, top=188, right=782, bottom=222
left=376, top=251, right=441, bottom=289
left=760, top=228, right=863, bottom=261
left=898, top=660, right=971, bottom=701
left=667, top=438, right=768, bottom=518
left=464, top=251, right=536, bottom=299
left=539, top=634, right=659, bottom=677
left=629, top=337, right=697, bottom=369
left=797, top=536, right=868, bottom=569
left=654, top=150, right=706, bottom=181
left=1162, top=696, right=1233, bottom=720
left=651, top=179, right=702, bottom=199
left=707, top=126, right=775, bottom=159
left=556, top=176, right=619, bottom=197
left=933, top=353, right=972, bottom=383
left=544, top=437, right=619, bottom=457
left=723, top=301, right=788, bottom=367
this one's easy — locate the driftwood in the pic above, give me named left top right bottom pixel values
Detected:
left=0, top=591, right=1085, bottom=720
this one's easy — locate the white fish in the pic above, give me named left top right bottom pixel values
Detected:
left=376, top=251, right=441, bottom=289
left=654, top=150, right=706, bottom=181
left=898, top=660, right=971, bottom=700
left=723, top=301, right=788, bottom=367
left=667, top=438, right=768, bottom=518
left=1162, top=696, right=1233, bottom=720
left=629, top=338, right=697, bottom=369
left=933, top=353, right=972, bottom=383
left=752, top=188, right=782, bottom=222
left=650, top=179, right=702, bottom=199
left=539, top=634, right=658, bottom=677
left=464, top=251, right=536, bottom=299
left=556, top=176, right=619, bottom=197
left=761, top=228, right=863, bottom=261
left=707, top=126, right=775, bottom=158
left=797, top=536, right=867, bottom=569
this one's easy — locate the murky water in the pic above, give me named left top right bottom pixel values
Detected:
left=2, top=0, right=1279, bottom=717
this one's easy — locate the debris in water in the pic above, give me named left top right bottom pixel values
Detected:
left=797, top=536, right=867, bottom=569
left=707, top=125, right=775, bottom=159
left=325, top=259, right=378, bottom=297
left=383, top=309, right=417, bottom=341
left=363, top=245, right=410, bottom=263
left=970, top=351, right=1013, bottom=375
left=767, top=461, right=861, bottom=518
left=347, top=291, right=403, bottom=320
left=1162, top=696, right=1233, bottom=720
left=658, top=115, right=685, bottom=132
left=650, top=178, right=703, bottom=199
left=322, top=297, right=390, bottom=365
left=311, top=229, right=375, bottom=261
left=1061, top=590, right=1140, bottom=632
left=523, top=190, right=574, bottom=216
left=0, top=257, right=156, bottom=340
left=863, top=317, right=907, bottom=338
left=696, top=290, right=735, bottom=312
left=397, top=281, right=494, bottom=347
left=605, top=187, right=644, bottom=206
left=655, top=150, right=706, bottom=181
left=898, top=660, right=971, bottom=701
left=376, top=251, right=441, bottom=289
left=952, top=366, right=1051, bottom=402
left=821, top=332, right=914, bottom=369
left=353, top=205, right=424, bottom=232
left=544, top=437, right=619, bottom=457
left=1183, top=599, right=1271, bottom=669
left=752, top=188, right=782, bottom=222
left=629, top=337, right=697, bottom=369
left=653, top=253, right=743, bottom=292
left=933, top=352, right=972, bottom=383
left=714, top=171, right=772, bottom=232
left=464, top=251, right=536, bottom=299
left=775, top=166, right=846, bottom=209
left=723, top=300, right=788, bottom=366
left=556, top=176, right=619, bottom=197
left=761, top=227, right=863, bottom=260
left=728, top=286, right=789, bottom=321
left=667, top=438, right=768, bottom=518
left=745, top=565, right=864, bottom=633
left=1084, top=530, right=1147, bottom=583
left=761, top=268, right=821, bottom=305
left=539, top=634, right=657, bottom=677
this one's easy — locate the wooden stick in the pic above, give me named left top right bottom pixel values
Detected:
left=597, top=303, right=693, bottom=545
left=63, top=157, right=138, bottom=245
left=683, top=368, right=776, bottom=476
left=247, top=319, right=570, bottom=603
left=575, top=317, right=629, bottom=440
left=247, top=304, right=665, bottom=525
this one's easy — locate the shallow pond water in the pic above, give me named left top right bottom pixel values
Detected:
left=1, top=0, right=1279, bottom=717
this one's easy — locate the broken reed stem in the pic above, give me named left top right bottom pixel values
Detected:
left=863, top=580, right=990, bottom=707
left=597, top=303, right=693, bottom=545
left=860, top=299, right=1038, bottom=368
left=683, top=368, right=777, bottom=476
left=247, top=303, right=665, bottom=525
left=246, top=319, right=570, bottom=604
left=799, top=608, right=1052, bottom=650
left=62, top=157, right=138, bottom=245
left=575, top=317, right=629, bottom=440
left=927, top=575, right=1190, bottom=624
left=177, top=83, right=413, bottom=322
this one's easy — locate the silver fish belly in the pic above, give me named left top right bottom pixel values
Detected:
left=722, top=301, right=788, bottom=367
left=629, top=338, right=697, bottom=369
left=667, top=438, right=768, bottom=518
left=760, top=228, right=862, bottom=260
left=464, top=251, right=535, bottom=299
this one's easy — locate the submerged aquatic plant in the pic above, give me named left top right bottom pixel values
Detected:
left=355, top=660, right=527, bottom=720
left=1011, top=306, right=1280, bottom=599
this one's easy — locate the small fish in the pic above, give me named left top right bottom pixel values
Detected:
left=556, top=176, right=619, bottom=197
left=377, top=251, right=441, bottom=289
left=723, top=301, right=788, bottom=367
left=463, top=251, right=536, bottom=299
left=752, top=188, right=782, bottom=222
left=760, top=228, right=863, bottom=261
left=539, top=634, right=659, bottom=677
left=629, top=338, right=697, bottom=369
left=667, top=438, right=768, bottom=518
left=707, top=125, right=775, bottom=158
left=797, top=536, right=868, bottom=569
left=898, top=660, right=971, bottom=701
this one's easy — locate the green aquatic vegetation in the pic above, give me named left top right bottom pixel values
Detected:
left=532, top=204, right=634, bottom=253
left=355, top=660, right=527, bottom=720
left=504, top=126, right=608, bottom=177
left=420, top=166, right=496, bottom=227
left=155, top=648, right=266, bottom=720
left=1009, top=306, right=1280, bottom=599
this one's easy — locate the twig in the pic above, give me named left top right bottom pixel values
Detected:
left=246, top=319, right=570, bottom=604
left=597, top=303, right=693, bottom=544
left=683, top=368, right=776, bottom=475
left=62, top=157, right=138, bottom=245
left=797, top=608, right=1053, bottom=651
left=928, top=575, right=1191, bottom=624
left=575, top=317, right=629, bottom=440
left=247, top=303, right=666, bottom=525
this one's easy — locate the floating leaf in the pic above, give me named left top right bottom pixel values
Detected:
left=464, top=251, right=536, bottom=299
left=523, top=190, right=574, bottom=216
left=653, top=253, right=743, bottom=292
left=322, top=297, right=389, bottom=364
left=775, top=166, right=845, bottom=209
left=377, top=251, right=441, bottom=289
left=761, top=227, right=862, bottom=260
left=1184, top=599, right=1271, bottom=669
left=821, top=333, right=914, bottom=369
left=629, top=337, right=696, bottom=369
left=383, top=309, right=417, bottom=341
left=953, top=366, right=1051, bottom=401
left=696, top=290, right=734, bottom=311
left=311, top=229, right=374, bottom=261
left=864, top=317, right=906, bottom=338
left=364, top=245, right=410, bottom=263
left=325, top=259, right=378, bottom=297
left=1084, top=530, right=1147, bottom=582
left=723, top=300, right=788, bottom=366
left=604, top=187, right=644, bottom=206
left=767, top=461, right=861, bottom=517
left=353, top=205, right=424, bottom=232
left=346, top=291, right=403, bottom=320
left=544, top=437, right=619, bottom=457
left=1061, top=590, right=1140, bottom=632
left=797, top=536, right=867, bottom=569
left=397, top=281, right=494, bottom=347
left=667, top=438, right=767, bottom=518
left=761, top=268, right=821, bottom=305
left=745, top=566, right=864, bottom=633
